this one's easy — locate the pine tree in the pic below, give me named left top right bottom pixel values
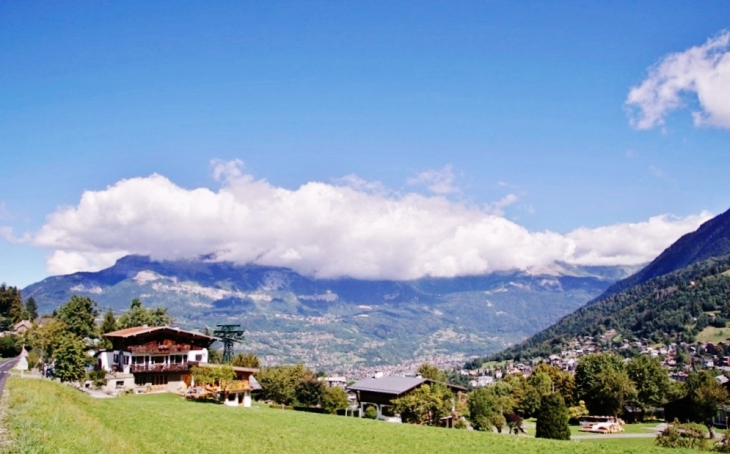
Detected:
left=100, top=308, right=117, bottom=334
left=25, top=297, right=38, bottom=321
left=8, top=287, right=24, bottom=323
left=535, top=393, right=571, bottom=440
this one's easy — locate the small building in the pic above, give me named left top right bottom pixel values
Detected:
left=347, top=376, right=466, bottom=423
left=190, top=363, right=261, bottom=407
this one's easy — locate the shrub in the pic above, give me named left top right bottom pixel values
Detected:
left=364, top=405, right=377, bottom=419
left=86, top=369, right=107, bottom=389
left=655, top=421, right=708, bottom=450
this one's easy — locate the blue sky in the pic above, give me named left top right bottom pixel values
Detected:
left=1, top=2, right=729, bottom=287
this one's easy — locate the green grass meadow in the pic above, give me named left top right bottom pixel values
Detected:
left=2, top=377, right=697, bottom=454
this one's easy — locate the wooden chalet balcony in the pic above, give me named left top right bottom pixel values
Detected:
left=130, top=363, right=190, bottom=373
left=128, top=344, right=191, bottom=354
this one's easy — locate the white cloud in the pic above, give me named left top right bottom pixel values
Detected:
left=31, top=162, right=712, bottom=279
left=407, top=165, right=460, bottom=195
left=626, top=31, right=730, bottom=129
left=484, top=194, right=519, bottom=216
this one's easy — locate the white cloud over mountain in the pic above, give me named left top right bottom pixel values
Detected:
left=32, top=162, right=712, bottom=279
left=626, top=30, right=730, bottom=129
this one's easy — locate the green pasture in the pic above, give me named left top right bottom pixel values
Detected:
left=2, top=377, right=697, bottom=454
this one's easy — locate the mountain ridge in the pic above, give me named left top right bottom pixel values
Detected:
left=22, top=256, right=635, bottom=370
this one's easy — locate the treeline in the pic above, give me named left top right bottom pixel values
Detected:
left=0, top=284, right=40, bottom=357
left=468, top=353, right=727, bottom=438
left=480, top=253, right=730, bottom=363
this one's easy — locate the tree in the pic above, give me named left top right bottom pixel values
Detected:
left=58, top=296, right=98, bottom=339
left=626, top=355, right=671, bottom=410
left=256, top=364, right=310, bottom=405
left=592, top=368, right=636, bottom=417
left=533, top=362, right=576, bottom=406
left=295, top=376, right=325, bottom=407
left=100, top=308, right=117, bottom=334
left=231, top=352, right=260, bottom=368
left=25, top=319, right=66, bottom=361
left=25, top=297, right=38, bottom=321
left=392, top=383, right=453, bottom=425
left=418, top=363, right=447, bottom=383
left=8, top=289, right=24, bottom=324
left=117, top=298, right=172, bottom=329
left=467, top=387, right=513, bottom=431
left=686, top=371, right=729, bottom=438
left=574, top=353, right=628, bottom=415
left=321, top=387, right=349, bottom=414
left=53, top=334, right=89, bottom=382
left=535, top=393, right=570, bottom=440
left=191, top=365, right=236, bottom=400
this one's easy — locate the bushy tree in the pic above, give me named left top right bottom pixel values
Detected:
left=231, top=352, right=260, bottom=368
left=574, top=353, right=633, bottom=415
left=686, top=371, right=729, bottom=438
left=535, top=393, right=570, bottom=440
left=392, top=383, right=454, bottom=425
left=418, top=363, right=447, bottom=383
left=295, top=376, right=326, bottom=407
left=25, top=319, right=66, bottom=361
left=467, top=386, right=514, bottom=431
left=626, top=355, right=671, bottom=410
left=321, top=387, right=350, bottom=414
left=58, top=296, right=98, bottom=339
left=53, top=334, right=90, bottom=383
left=256, top=363, right=311, bottom=405
left=117, top=298, right=172, bottom=329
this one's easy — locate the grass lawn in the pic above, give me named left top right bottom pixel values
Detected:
left=696, top=325, right=730, bottom=344
left=2, top=377, right=698, bottom=454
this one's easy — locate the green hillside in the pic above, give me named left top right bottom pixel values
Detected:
left=491, top=253, right=730, bottom=361
left=4, top=377, right=691, bottom=454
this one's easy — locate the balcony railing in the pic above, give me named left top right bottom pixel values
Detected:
left=128, top=344, right=191, bottom=354
left=130, top=363, right=190, bottom=373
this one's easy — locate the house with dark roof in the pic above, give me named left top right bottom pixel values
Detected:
left=347, top=376, right=466, bottom=423
left=96, top=325, right=217, bottom=394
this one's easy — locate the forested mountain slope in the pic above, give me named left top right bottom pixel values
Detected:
left=487, top=207, right=730, bottom=362
left=599, top=207, right=730, bottom=299
left=491, top=253, right=730, bottom=361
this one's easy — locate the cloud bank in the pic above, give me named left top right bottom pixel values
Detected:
left=32, top=162, right=711, bottom=279
left=626, top=31, right=730, bottom=129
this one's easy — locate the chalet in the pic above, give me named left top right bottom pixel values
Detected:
left=96, top=325, right=216, bottom=393
left=347, top=376, right=467, bottom=424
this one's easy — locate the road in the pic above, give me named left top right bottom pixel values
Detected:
left=0, top=359, right=18, bottom=398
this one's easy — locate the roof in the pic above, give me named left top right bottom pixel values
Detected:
left=347, top=376, right=427, bottom=395
left=103, top=325, right=217, bottom=342
left=347, top=376, right=467, bottom=395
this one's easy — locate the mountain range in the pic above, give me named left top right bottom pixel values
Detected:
left=21, top=256, right=636, bottom=371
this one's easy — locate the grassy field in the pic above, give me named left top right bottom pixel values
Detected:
left=2, top=377, right=698, bottom=454
left=696, top=325, right=730, bottom=343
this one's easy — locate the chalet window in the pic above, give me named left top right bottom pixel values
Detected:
left=116, top=381, right=125, bottom=389
left=154, top=356, right=165, bottom=364
left=113, top=354, right=119, bottom=363
left=123, top=356, right=129, bottom=365
left=195, top=354, right=202, bottom=362
left=182, top=356, right=187, bottom=363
